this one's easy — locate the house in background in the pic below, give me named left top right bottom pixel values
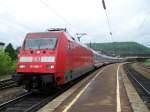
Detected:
left=0, top=42, right=5, bottom=50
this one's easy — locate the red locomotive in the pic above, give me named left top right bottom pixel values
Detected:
left=13, top=28, right=118, bottom=90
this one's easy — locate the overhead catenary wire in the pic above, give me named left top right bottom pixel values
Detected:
left=39, top=0, right=111, bottom=44
left=40, top=0, right=100, bottom=43
left=39, top=0, right=81, bottom=35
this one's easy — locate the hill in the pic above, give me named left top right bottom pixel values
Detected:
left=87, top=42, right=150, bottom=57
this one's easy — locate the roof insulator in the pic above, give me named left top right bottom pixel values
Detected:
left=47, top=28, right=68, bottom=32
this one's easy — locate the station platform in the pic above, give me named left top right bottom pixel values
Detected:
left=55, top=64, right=132, bottom=112
left=39, top=63, right=149, bottom=112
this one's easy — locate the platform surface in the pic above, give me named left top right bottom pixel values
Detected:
left=56, top=64, right=133, bottom=112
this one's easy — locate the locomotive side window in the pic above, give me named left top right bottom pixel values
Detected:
left=68, top=41, right=72, bottom=50
left=24, top=37, right=57, bottom=50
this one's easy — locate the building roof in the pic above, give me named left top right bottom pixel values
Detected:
left=0, top=42, right=5, bottom=46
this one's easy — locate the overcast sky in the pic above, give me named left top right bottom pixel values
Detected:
left=0, top=0, right=150, bottom=47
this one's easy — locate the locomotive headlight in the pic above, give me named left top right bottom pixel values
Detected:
left=50, top=65, right=54, bottom=69
left=46, top=65, right=55, bottom=69
left=18, top=64, right=26, bottom=68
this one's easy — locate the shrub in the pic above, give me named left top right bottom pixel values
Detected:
left=0, top=50, right=16, bottom=76
left=5, top=43, right=17, bottom=60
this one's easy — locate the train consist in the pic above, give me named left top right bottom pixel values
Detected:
left=13, top=28, right=121, bottom=90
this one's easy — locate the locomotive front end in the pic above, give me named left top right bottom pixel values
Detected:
left=13, top=33, right=59, bottom=90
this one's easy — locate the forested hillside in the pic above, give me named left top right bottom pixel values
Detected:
left=87, top=42, right=150, bottom=56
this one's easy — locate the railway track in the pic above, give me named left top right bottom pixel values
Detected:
left=0, top=79, right=16, bottom=90
left=0, top=68, right=101, bottom=112
left=0, top=91, right=61, bottom=112
left=0, top=86, right=70, bottom=112
left=124, top=64, right=150, bottom=110
left=0, top=84, right=80, bottom=112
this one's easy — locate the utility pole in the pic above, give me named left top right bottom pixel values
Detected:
left=102, top=0, right=113, bottom=39
left=102, top=0, right=116, bottom=56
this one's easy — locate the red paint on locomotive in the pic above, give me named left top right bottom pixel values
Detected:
left=14, top=29, right=95, bottom=90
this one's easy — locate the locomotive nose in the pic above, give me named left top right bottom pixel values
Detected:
left=17, top=54, right=56, bottom=73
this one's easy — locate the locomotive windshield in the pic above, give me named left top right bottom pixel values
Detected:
left=24, top=37, right=57, bottom=50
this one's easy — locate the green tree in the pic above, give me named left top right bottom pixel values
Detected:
left=0, top=50, right=16, bottom=76
left=4, top=43, right=17, bottom=60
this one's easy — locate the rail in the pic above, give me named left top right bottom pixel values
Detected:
left=0, top=79, right=16, bottom=90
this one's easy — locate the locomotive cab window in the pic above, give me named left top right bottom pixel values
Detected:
left=24, top=37, right=58, bottom=50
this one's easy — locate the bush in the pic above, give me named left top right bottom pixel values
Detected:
left=0, top=50, right=16, bottom=77
left=5, top=43, right=17, bottom=60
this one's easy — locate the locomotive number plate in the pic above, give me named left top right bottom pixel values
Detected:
left=32, top=57, right=41, bottom=62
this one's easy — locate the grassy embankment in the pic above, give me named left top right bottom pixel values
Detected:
left=131, top=59, right=150, bottom=80
left=144, top=59, right=150, bottom=65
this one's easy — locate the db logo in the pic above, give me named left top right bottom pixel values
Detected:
left=33, top=57, right=41, bottom=62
